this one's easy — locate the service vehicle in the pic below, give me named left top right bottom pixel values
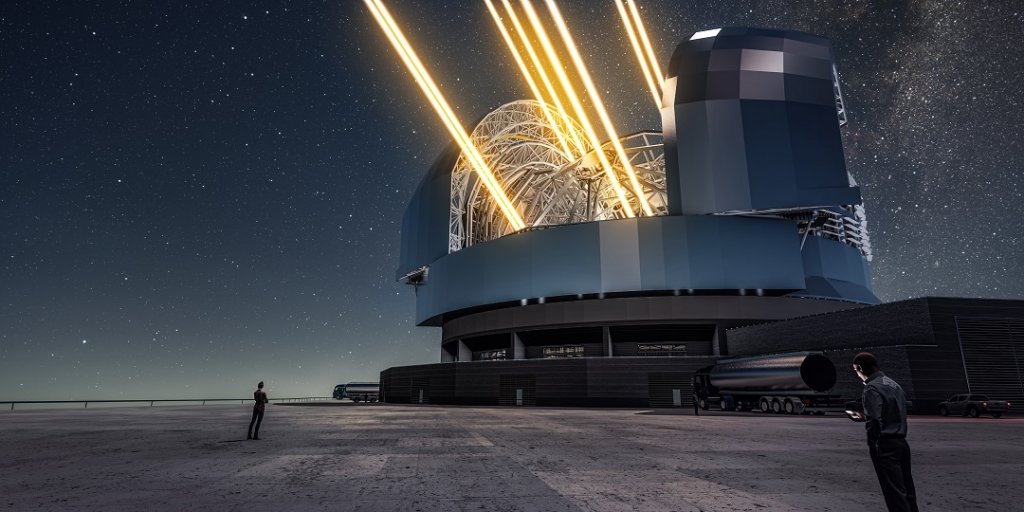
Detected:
left=693, top=352, right=842, bottom=415
left=938, top=394, right=1010, bottom=418
left=333, top=382, right=380, bottom=403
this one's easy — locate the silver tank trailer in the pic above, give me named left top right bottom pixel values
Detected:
left=708, top=352, right=836, bottom=394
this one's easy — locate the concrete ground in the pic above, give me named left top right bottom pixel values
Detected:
left=0, top=404, right=1020, bottom=511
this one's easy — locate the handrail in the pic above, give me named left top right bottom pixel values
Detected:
left=1, top=397, right=334, bottom=411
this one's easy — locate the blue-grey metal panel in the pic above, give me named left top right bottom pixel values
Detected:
left=413, top=215, right=808, bottom=325
left=739, top=70, right=787, bottom=100
left=785, top=102, right=847, bottom=188
left=741, top=100, right=797, bottom=207
left=707, top=100, right=751, bottom=209
left=653, top=217, right=692, bottom=285
left=529, top=223, right=603, bottom=299
left=790, top=237, right=878, bottom=304
left=397, top=143, right=459, bottom=279
left=599, top=220, right=641, bottom=292
left=636, top=219, right=666, bottom=289
left=782, top=52, right=832, bottom=79
left=665, top=102, right=712, bottom=215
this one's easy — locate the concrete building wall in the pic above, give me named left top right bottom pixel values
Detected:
left=381, top=357, right=716, bottom=407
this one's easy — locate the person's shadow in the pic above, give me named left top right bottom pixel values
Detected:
left=218, top=439, right=248, bottom=443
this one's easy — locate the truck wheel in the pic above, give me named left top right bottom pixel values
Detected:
left=771, top=399, right=782, bottom=414
left=968, top=407, right=980, bottom=418
left=993, top=412, right=1002, bottom=418
left=784, top=399, right=795, bottom=414
left=699, top=398, right=708, bottom=410
left=939, top=406, right=948, bottom=416
left=759, top=398, right=771, bottom=413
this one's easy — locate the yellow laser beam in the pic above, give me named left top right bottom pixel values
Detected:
left=365, top=0, right=525, bottom=230
left=626, top=0, right=664, bottom=90
left=484, top=0, right=573, bottom=159
left=544, top=0, right=653, bottom=216
left=501, top=0, right=585, bottom=157
left=615, top=0, right=661, bottom=107
left=368, top=1, right=511, bottom=212
left=520, top=0, right=635, bottom=217
left=367, top=2, right=524, bottom=230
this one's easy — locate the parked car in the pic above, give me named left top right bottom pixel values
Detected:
left=938, top=394, right=1010, bottom=418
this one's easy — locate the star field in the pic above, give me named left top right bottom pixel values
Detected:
left=1, top=1, right=1021, bottom=400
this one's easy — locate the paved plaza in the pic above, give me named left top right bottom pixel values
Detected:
left=1, top=403, right=1020, bottom=511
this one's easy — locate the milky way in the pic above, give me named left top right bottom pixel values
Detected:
left=1, top=1, right=1021, bottom=400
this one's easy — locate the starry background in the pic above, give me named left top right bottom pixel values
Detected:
left=1, top=1, right=1021, bottom=401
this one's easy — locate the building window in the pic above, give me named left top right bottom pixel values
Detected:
left=477, top=348, right=507, bottom=361
left=542, top=345, right=585, bottom=358
left=638, top=344, right=688, bottom=357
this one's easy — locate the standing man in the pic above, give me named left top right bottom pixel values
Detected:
left=849, top=352, right=919, bottom=512
left=247, top=381, right=269, bottom=440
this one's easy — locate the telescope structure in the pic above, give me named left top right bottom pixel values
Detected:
left=400, top=28, right=873, bottom=327
left=384, top=28, right=872, bottom=405
left=382, top=26, right=1024, bottom=409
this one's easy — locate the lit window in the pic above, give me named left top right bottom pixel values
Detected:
left=477, top=349, right=507, bottom=361
left=638, top=344, right=688, bottom=357
left=542, top=345, right=585, bottom=358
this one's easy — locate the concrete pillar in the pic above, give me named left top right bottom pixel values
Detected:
left=513, top=332, right=525, bottom=360
left=458, top=340, right=472, bottom=362
left=441, top=347, right=455, bottom=363
left=603, top=326, right=613, bottom=357
left=712, top=327, right=724, bottom=356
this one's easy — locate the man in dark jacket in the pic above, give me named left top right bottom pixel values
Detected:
left=850, top=352, right=919, bottom=512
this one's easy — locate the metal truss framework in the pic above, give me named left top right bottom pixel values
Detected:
left=833, top=64, right=848, bottom=128
left=449, top=100, right=668, bottom=252
left=448, top=100, right=868, bottom=261
left=786, top=206, right=873, bottom=261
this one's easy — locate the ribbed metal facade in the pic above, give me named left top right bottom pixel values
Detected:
left=956, top=316, right=1024, bottom=407
left=726, top=297, right=1024, bottom=412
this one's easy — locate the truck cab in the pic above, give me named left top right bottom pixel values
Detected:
left=939, top=394, right=1010, bottom=418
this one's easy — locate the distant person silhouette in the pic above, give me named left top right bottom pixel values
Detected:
left=692, top=378, right=702, bottom=416
left=247, top=381, right=269, bottom=440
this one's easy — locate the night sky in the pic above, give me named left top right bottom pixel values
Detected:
left=2, top=1, right=1021, bottom=401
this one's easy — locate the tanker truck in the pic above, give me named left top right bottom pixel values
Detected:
left=692, top=352, right=840, bottom=415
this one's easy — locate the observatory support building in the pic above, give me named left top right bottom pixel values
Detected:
left=381, top=28, right=1024, bottom=411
